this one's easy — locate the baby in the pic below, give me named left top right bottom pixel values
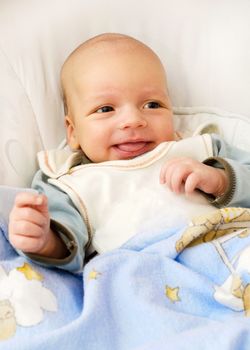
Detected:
left=8, top=33, right=250, bottom=272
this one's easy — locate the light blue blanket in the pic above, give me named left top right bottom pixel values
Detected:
left=1, top=208, right=250, bottom=350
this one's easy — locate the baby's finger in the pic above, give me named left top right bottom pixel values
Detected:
left=160, top=158, right=184, bottom=184
left=10, top=232, right=44, bottom=253
left=184, top=172, right=200, bottom=194
left=160, top=163, right=168, bottom=184
left=170, top=166, right=190, bottom=193
left=12, top=207, right=48, bottom=228
left=15, top=193, right=49, bottom=217
left=14, top=192, right=44, bottom=207
left=160, top=159, right=179, bottom=186
left=9, top=220, right=44, bottom=239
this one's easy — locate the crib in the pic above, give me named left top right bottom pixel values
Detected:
left=1, top=0, right=250, bottom=348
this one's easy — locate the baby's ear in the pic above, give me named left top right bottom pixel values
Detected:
left=64, top=116, right=80, bottom=150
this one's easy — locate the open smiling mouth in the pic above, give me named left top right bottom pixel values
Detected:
left=113, top=141, right=153, bottom=158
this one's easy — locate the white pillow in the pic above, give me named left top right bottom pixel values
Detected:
left=174, top=107, right=250, bottom=152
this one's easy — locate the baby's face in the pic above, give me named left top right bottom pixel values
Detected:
left=65, top=44, right=174, bottom=162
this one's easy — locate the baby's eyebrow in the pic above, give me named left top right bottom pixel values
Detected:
left=82, top=87, right=169, bottom=104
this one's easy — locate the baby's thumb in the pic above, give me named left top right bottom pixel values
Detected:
left=34, top=194, right=49, bottom=214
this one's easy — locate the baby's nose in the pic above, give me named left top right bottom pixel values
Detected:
left=118, top=112, right=147, bottom=129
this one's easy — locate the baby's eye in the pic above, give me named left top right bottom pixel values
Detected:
left=144, top=101, right=161, bottom=109
left=96, top=106, right=114, bottom=113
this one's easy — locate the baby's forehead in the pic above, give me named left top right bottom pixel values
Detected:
left=62, top=37, right=128, bottom=77
left=63, top=37, right=154, bottom=80
left=69, top=34, right=157, bottom=67
left=61, top=34, right=167, bottom=100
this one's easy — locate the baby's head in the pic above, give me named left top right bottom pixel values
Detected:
left=61, top=33, right=174, bottom=162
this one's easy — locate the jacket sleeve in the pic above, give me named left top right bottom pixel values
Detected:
left=202, top=134, right=250, bottom=207
left=22, top=170, right=89, bottom=274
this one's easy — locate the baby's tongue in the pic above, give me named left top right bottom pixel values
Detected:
left=117, top=142, right=147, bottom=152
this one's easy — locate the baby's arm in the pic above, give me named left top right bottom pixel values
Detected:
left=160, top=157, right=228, bottom=197
left=8, top=192, right=69, bottom=259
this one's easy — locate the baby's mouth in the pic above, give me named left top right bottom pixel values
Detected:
left=116, top=141, right=148, bottom=152
left=113, top=141, right=153, bottom=159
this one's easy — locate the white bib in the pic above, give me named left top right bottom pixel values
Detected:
left=38, top=134, right=216, bottom=253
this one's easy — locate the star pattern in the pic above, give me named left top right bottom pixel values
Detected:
left=16, top=263, right=43, bottom=281
left=165, top=285, right=180, bottom=303
left=88, top=269, right=101, bottom=280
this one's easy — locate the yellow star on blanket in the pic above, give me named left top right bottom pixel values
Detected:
left=165, top=285, right=180, bottom=303
left=88, top=269, right=101, bottom=280
left=16, top=263, right=43, bottom=281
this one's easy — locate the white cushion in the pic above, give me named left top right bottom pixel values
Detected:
left=0, top=0, right=250, bottom=186
left=174, top=107, right=250, bottom=152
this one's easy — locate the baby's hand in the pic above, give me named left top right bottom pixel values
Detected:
left=160, top=157, right=228, bottom=196
left=8, top=192, right=51, bottom=254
